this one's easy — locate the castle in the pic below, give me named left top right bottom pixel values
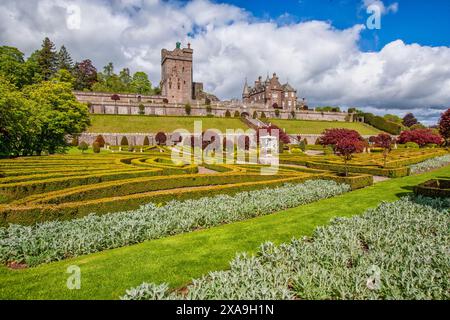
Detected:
left=243, top=73, right=297, bottom=110
left=73, top=42, right=348, bottom=122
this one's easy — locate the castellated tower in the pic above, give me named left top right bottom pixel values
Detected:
left=161, top=42, right=193, bottom=104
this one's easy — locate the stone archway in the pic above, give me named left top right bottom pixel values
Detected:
left=241, top=112, right=250, bottom=118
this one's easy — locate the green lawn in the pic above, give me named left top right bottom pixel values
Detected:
left=270, top=119, right=382, bottom=135
left=0, top=166, right=448, bottom=299
left=88, top=114, right=248, bottom=133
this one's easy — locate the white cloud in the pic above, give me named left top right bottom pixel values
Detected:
left=363, top=0, right=399, bottom=15
left=0, top=0, right=448, bottom=124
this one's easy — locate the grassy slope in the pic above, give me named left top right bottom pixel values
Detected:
left=87, top=114, right=248, bottom=133
left=0, top=166, right=448, bottom=299
left=270, top=119, right=382, bottom=135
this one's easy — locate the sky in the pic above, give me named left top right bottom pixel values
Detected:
left=0, top=0, right=449, bottom=124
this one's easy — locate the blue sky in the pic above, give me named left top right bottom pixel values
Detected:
left=218, top=0, right=450, bottom=50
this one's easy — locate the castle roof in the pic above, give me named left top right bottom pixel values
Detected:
left=282, top=83, right=295, bottom=92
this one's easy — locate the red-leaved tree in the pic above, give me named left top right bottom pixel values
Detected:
left=372, top=133, right=393, bottom=167
left=319, top=128, right=363, bottom=152
left=438, top=108, right=450, bottom=146
left=397, top=129, right=442, bottom=147
left=155, top=132, right=167, bottom=145
left=334, top=138, right=365, bottom=176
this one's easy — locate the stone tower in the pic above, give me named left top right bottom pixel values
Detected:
left=160, top=42, right=193, bottom=104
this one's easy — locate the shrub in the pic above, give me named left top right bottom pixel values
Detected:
left=397, top=129, right=442, bottom=147
left=138, top=104, right=145, bottom=115
left=143, top=136, right=150, bottom=146
left=225, top=110, right=231, bottom=118
left=404, top=142, right=419, bottom=149
left=274, top=109, right=280, bottom=117
left=290, top=111, right=295, bottom=119
left=299, top=140, right=306, bottom=152
left=363, top=112, right=404, bottom=135
left=252, top=111, right=258, bottom=119
left=206, top=105, right=212, bottom=114
left=120, top=136, right=129, bottom=146
left=233, top=110, right=240, bottom=118
left=122, top=197, right=450, bottom=300
left=155, top=132, right=167, bottom=145
left=0, top=180, right=350, bottom=266
left=92, top=142, right=101, bottom=153
left=77, top=141, right=88, bottom=153
left=184, top=103, right=191, bottom=115
left=260, top=111, right=267, bottom=119
left=94, top=135, right=105, bottom=148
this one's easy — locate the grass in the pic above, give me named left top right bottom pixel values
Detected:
left=0, top=165, right=448, bottom=299
left=88, top=114, right=248, bottom=133
left=269, top=119, right=382, bottom=135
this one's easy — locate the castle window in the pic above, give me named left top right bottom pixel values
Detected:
left=178, top=82, right=180, bottom=90
left=169, top=81, right=172, bottom=89
left=288, top=101, right=292, bottom=106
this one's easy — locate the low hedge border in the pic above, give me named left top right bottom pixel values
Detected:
left=321, top=173, right=373, bottom=190
left=15, top=173, right=300, bottom=205
left=413, top=179, right=450, bottom=198
left=306, top=161, right=409, bottom=178
left=0, top=168, right=162, bottom=199
left=0, top=175, right=320, bottom=226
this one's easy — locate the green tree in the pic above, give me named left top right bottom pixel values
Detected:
left=0, top=76, right=36, bottom=156
left=0, top=46, right=28, bottom=88
left=57, top=45, right=73, bottom=71
left=23, top=81, right=91, bottom=154
left=51, top=69, right=74, bottom=85
left=37, top=37, right=58, bottom=80
left=119, top=68, right=132, bottom=87
left=131, top=71, right=152, bottom=95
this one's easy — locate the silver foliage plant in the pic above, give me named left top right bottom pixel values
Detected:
left=410, top=154, right=450, bottom=174
left=122, top=197, right=450, bottom=300
left=0, top=180, right=350, bottom=266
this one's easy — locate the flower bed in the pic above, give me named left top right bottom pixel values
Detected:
left=410, top=154, right=450, bottom=174
left=122, top=197, right=450, bottom=300
left=0, top=180, right=350, bottom=266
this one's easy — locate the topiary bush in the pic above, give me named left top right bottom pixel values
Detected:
left=155, top=132, right=167, bottom=145
left=92, top=142, right=101, bottom=153
left=94, top=135, right=105, bottom=148
left=77, top=141, right=88, bottom=153
left=120, top=136, right=129, bottom=146
left=233, top=110, right=240, bottom=118
left=225, top=110, right=231, bottom=118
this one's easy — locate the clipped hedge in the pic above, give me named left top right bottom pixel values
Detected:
left=17, top=173, right=295, bottom=205
left=0, top=168, right=161, bottom=199
left=306, top=161, right=409, bottom=178
left=0, top=175, right=319, bottom=226
left=414, top=179, right=450, bottom=198
left=363, top=112, right=404, bottom=135
left=322, top=173, right=373, bottom=190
